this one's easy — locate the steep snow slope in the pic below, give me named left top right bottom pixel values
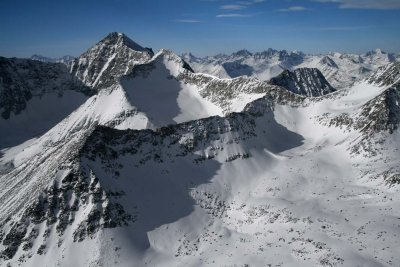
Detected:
left=120, top=50, right=222, bottom=126
left=1, top=62, right=400, bottom=266
left=121, top=48, right=289, bottom=117
left=0, top=83, right=148, bottom=214
left=183, top=48, right=397, bottom=90
left=180, top=73, right=271, bottom=114
left=0, top=57, right=91, bottom=149
left=268, top=68, right=336, bottom=97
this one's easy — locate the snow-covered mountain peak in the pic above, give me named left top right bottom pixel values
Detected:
left=181, top=52, right=200, bottom=63
left=319, top=56, right=339, bottom=69
left=253, top=48, right=283, bottom=58
left=151, top=49, right=194, bottom=74
left=363, top=48, right=396, bottom=65
left=100, top=32, right=151, bottom=54
left=69, top=32, right=154, bottom=89
left=231, top=49, right=253, bottom=58
left=268, top=68, right=336, bottom=97
left=365, top=48, right=384, bottom=56
left=252, top=48, right=279, bottom=59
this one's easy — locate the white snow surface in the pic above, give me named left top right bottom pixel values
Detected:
left=1, top=44, right=399, bottom=267
left=120, top=50, right=223, bottom=126
left=2, top=74, right=400, bottom=266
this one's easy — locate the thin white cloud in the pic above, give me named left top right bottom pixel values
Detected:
left=236, top=0, right=265, bottom=5
left=220, top=4, right=247, bottom=10
left=278, top=6, right=311, bottom=12
left=216, top=13, right=254, bottom=17
left=314, top=0, right=400, bottom=9
left=174, top=19, right=201, bottom=23
left=215, top=0, right=265, bottom=18
left=311, top=25, right=373, bottom=31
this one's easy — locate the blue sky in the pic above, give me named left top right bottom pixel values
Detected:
left=0, top=0, right=399, bottom=57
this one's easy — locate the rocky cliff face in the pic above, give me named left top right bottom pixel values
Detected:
left=0, top=57, right=93, bottom=148
left=366, top=62, right=400, bottom=87
left=268, top=68, right=336, bottom=97
left=69, top=32, right=154, bottom=89
left=0, top=57, right=91, bottom=120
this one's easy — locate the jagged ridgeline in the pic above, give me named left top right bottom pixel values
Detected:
left=0, top=57, right=92, bottom=120
left=1, top=33, right=400, bottom=266
left=183, top=48, right=398, bottom=90
left=0, top=57, right=94, bottom=149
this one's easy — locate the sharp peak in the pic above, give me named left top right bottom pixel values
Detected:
left=103, top=32, right=128, bottom=40
left=365, top=48, right=388, bottom=56
left=152, top=49, right=194, bottom=72
left=100, top=32, right=127, bottom=43
left=155, top=49, right=193, bottom=60
left=182, top=52, right=198, bottom=58
left=232, top=49, right=253, bottom=57
left=105, top=31, right=124, bottom=36
left=97, top=32, right=150, bottom=53
left=320, top=56, right=339, bottom=68
left=272, top=68, right=332, bottom=85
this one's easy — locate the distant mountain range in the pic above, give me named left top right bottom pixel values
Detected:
left=30, top=54, right=76, bottom=65
left=0, top=33, right=399, bottom=266
left=182, top=48, right=399, bottom=89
